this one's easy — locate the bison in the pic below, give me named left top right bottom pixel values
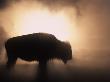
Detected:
left=5, top=33, right=72, bottom=69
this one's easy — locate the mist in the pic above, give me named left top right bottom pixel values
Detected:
left=0, top=0, right=110, bottom=82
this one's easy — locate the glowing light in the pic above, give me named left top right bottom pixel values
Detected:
left=14, top=10, right=72, bottom=41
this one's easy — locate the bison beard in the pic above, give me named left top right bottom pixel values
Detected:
left=5, top=33, right=72, bottom=69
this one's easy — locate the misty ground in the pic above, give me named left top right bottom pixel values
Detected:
left=0, top=50, right=110, bottom=82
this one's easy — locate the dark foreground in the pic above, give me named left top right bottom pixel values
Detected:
left=0, top=51, right=110, bottom=82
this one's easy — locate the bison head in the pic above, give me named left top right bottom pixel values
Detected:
left=56, top=41, right=72, bottom=64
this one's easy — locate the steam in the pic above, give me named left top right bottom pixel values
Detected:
left=0, top=0, right=81, bottom=16
left=0, top=0, right=110, bottom=69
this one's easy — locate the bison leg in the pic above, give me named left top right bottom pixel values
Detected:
left=38, top=61, right=48, bottom=76
left=6, top=55, right=17, bottom=69
left=39, top=61, right=47, bottom=69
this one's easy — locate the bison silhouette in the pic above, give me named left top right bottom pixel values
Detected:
left=5, top=33, right=72, bottom=68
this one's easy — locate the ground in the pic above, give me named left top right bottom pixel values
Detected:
left=0, top=50, right=110, bottom=82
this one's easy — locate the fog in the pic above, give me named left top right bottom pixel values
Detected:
left=0, top=0, right=110, bottom=81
